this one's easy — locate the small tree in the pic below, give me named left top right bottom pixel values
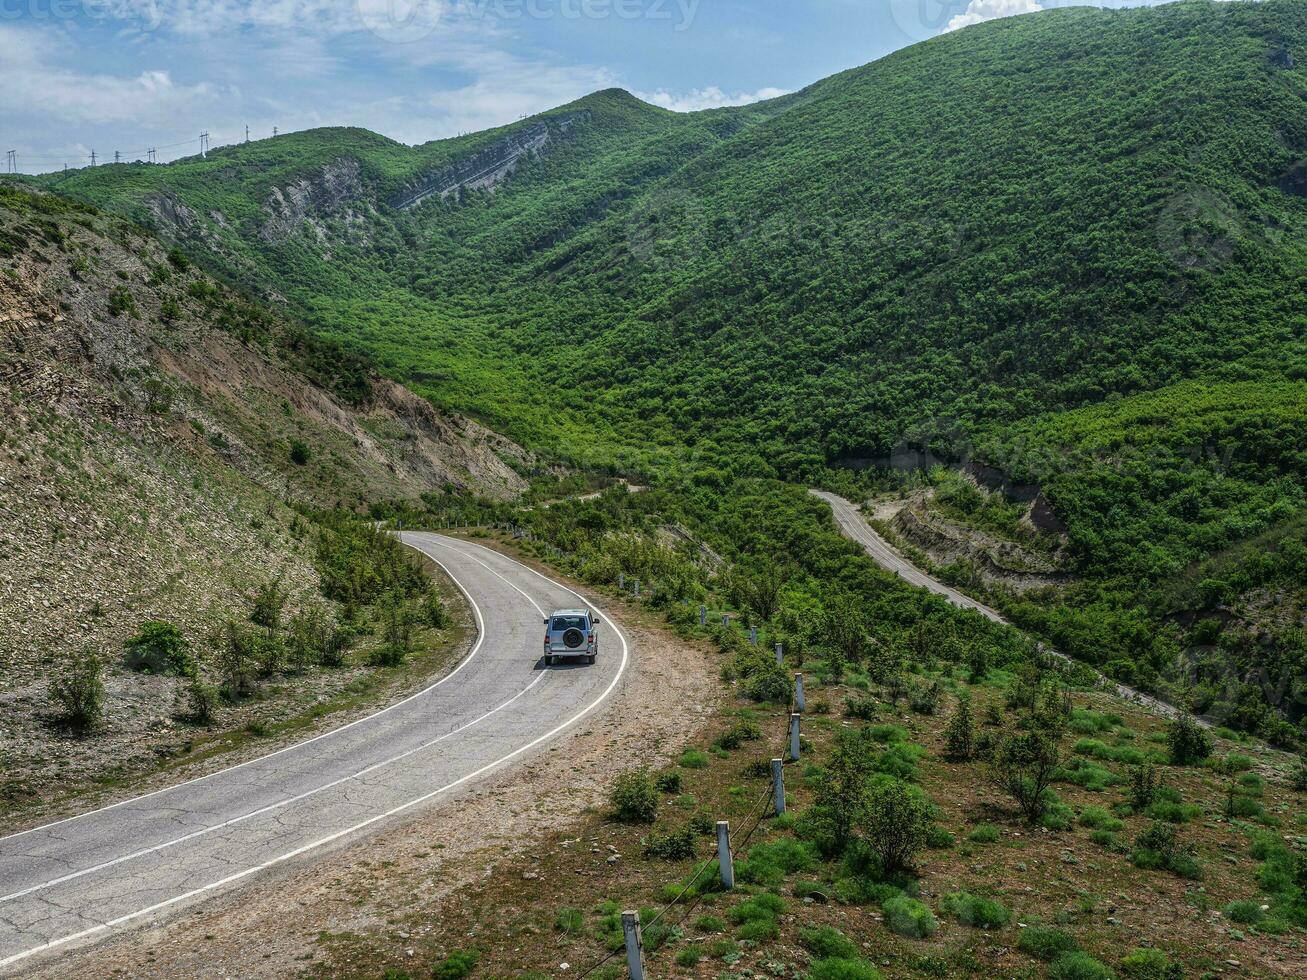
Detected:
left=944, top=694, right=975, bottom=761
left=824, top=596, right=870, bottom=669
left=1128, top=763, right=1160, bottom=811
left=289, top=439, right=311, bottom=466
left=1166, top=714, right=1212, bottom=766
left=991, top=728, right=1061, bottom=822
left=48, top=649, right=105, bottom=730
left=814, top=727, right=878, bottom=853
left=217, top=621, right=260, bottom=699
left=249, top=579, right=288, bottom=634
left=185, top=678, right=219, bottom=725
left=860, top=779, right=931, bottom=874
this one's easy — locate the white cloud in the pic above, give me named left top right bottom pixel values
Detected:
left=0, top=26, right=219, bottom=126
left=945, top=0, right=1043, bottom=32
left=635, top=85, right=790, bottom=113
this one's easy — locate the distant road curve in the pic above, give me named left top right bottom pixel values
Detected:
left=810, top=490, right=1199, bottom=726
left=0, top=535, right=629, bottom=973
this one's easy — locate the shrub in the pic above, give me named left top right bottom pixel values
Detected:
left=610, top=768, right=659, bottom=823
left=944, top=694, right=975, bottom=760
left=643, top=825, right=697, bottom=860
left=991, top=729, right=1061, bottom=822
left=714, top=721, right=762, bottom=750
left=861, top=779, right=932, bottom=873
left=1224, top=899, right=1263, bottom=924
left=554, top=908, right=584, bottom=933
left=655, top=770, right=683, bottom=794
left=1048, top=951, right=1115, bottom=980
left=940, top=891, right=1010, bottom=929
left=745, top=666, right=791, bottom=703
left=1042, top=802, right=1075, bottom=831
left=289, top=438, right=311, bottom=466
left=48, top=649, right=105, bottom=730
left=730, top=892, right=785, bottom=923
left=679, top=749, right=709, bottom=769
left=808, top=959, right=882, bottom=980
left=738, top=839, right=817, bottom=885
left=249, top=579, right=288, bottom=633
left=909, top=681, right=941, bottom=715
left=883, top=896, right=938, bottom=938
left=433, top=950, right=478, bottom=980
left=1166, top=715, right=1212, bottom=766
left=1131, top=821, right=1200, bottom=878
left=1018, top=925, right=1079, bottom=960
left=1127, top=764, right=1160, bottom=810
left=968, top=823, right=1001, bottom=843
left=694, top=914, right=726, bottom=932
left=108, top=285, right=138, bottom=317
left=185, top=678, right=219, bottom=725
left=800, top=926, right=860, bottom=959
left=1120, top=948, right=1183, bottom=980
left=844, top=693, right=879, bottom=720
left=1078, top=806, right=1123, bottom=830
left=123, top=621, right=193, bottom=676
left=674, top=947, right=701, bottom=967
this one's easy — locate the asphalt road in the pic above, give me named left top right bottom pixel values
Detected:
left=0, top=534, right=627, bottom=972
left=810, top=490, right=1192, bottom=723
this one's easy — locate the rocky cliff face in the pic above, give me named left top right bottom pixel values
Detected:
left=389, top=111, right=589, bottom=211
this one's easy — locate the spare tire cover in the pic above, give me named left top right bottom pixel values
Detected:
left=562, top=627, right=585, bottom=649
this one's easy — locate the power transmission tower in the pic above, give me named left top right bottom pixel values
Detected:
left=5, top=150, right=14, bottom=174
left=245, top=125, right=250, bottom=143
left=200, top=132, right=209, bottom=158
left=273, top=126, right=278, bottom=137
left=114, top=150, right=120, bottom=164
left=90, top=149, right=97, bottom=167
left=148, top=148, right=156, bottom=163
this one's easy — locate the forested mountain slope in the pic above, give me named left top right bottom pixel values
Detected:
left=17, top=0, right=1307, bottom=737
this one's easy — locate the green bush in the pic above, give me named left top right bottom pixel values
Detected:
left=655, top=770, right=683, bottom=794
left=861, top=779, right=932, bottom=873
left=744, top=666, right=791, bottom=704
left=123, top=621, right=194, bottom=676
left=800, top=926, right=860, bottom=959
left=808, top=958, right=882, bottom=980
left=737, top=917, right=779, bottom=941
left=1018, top=925, right=1079, bottom=960
left=1131, top=822, right=1201, bottom=878
left=1048, top=951, right=1115, bottom=980
left=643, top=825, right=697, bottom=860
left=289, top=438, right=311, bottom=466
left=1166, top=715, right=1212, bottom=766
left=185, top=678, right=219, bottom=725
left=554, top=908, right=584, bottom=933
left=940, top=891, right=1010, bottom=929
left=1078, top=806, right=1123, bottom=830
left=968, top=823, right=1001, bottom=843
left=694, top=914, right=726, bottom=933
left=1120, top=948, right=1183, bottom=980
left=674, top=947, right=702, bottom=967
left=433, top=949, right=478, bottom=980
left=679, top=749, right=709, bottom=769
left=730, top=892, right=785, bottom=923
left=609, top=768, right=659, bottom=823
left=738, top=839, right=817, bottom=885
left=882, top=896, right=938, bottom=939
left=1224, top=899, right=1263, bottom=924
left=48, top=649, right=105, bottom=731
left=714, top=721, right=763, bottom=750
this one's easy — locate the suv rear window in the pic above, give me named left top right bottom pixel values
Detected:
left=551, top=616, right=587, bottom=631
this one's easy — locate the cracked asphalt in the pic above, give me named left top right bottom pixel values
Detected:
left=0, top=534, right=628, bottom=972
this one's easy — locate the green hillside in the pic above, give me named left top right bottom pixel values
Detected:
left=22, top=0, right=1307, bottom=736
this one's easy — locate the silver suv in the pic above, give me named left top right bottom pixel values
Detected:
left=543, top=608, right=599, bottom=666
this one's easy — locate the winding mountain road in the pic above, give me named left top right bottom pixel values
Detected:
left=0, top=534, right=628, bottom=973
left=810, top=490, right=1196, bottom=724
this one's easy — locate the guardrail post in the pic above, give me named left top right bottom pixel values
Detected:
left=622, top=910, right=646, bottom=980
left=721, top=614, right=730, bottom=627
left=698, top=605, right=707, bottom=626
left=774, top=641, right=783, bottom=666
left=716, top=821, right=735, bottom=889
left=618, top=571, right=625, bottom=590
left=789, top=712, right=801, bottom=761
left=771, top=758, right=786, bottom=816
left=749, top=626, right=758, bottom=646
left=794, top=672, right=805, bottom=712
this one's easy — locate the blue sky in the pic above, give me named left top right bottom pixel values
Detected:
left=1, top=0, right=1152, bottom=172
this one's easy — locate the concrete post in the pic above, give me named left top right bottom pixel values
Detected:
left=716, top=821, right=735, bottom=889
left=771, top=758, right=786, bottom=816
left=621, top=910, right=646, bottom=980
left=794, top=672, right=806, bottom=713
left=775, top=642, right=784, bottom=666
left=721, top=614, right=730, bottom=627
left=634, top=579, right=641, bottom=598
left=698, top=605, right=707, bottom=626
left=618, top=571, right=625, bottom=590
left=749, top=626, right=758, bottom=646
left=789, top=712, right=801, bottom=761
